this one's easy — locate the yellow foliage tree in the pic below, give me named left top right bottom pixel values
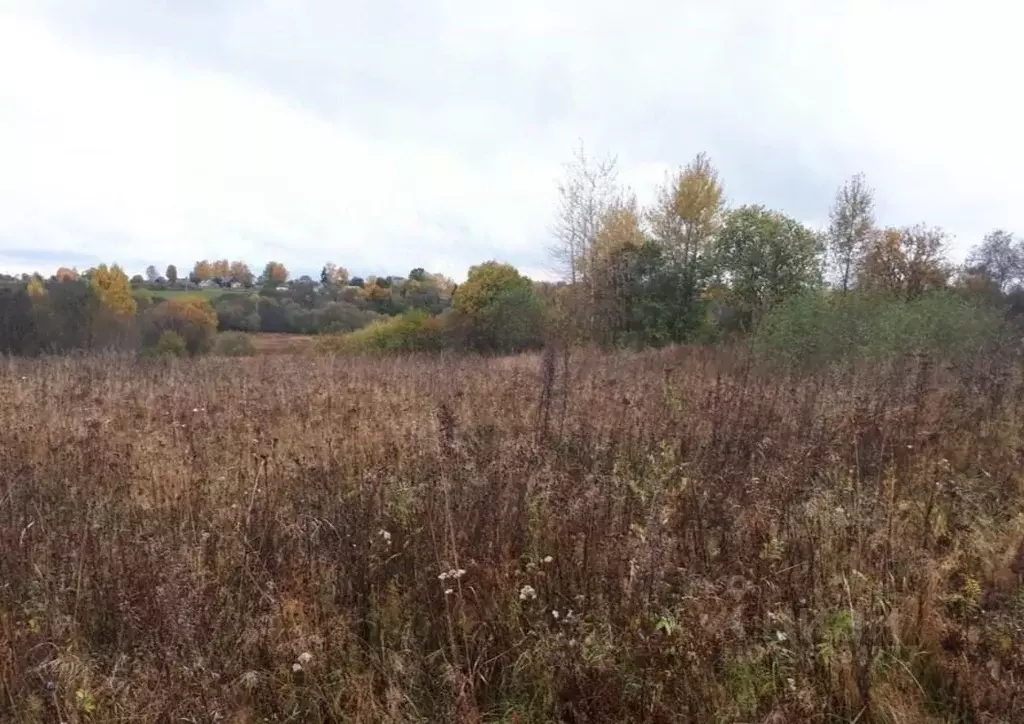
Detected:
left=26, top=277, right=46, bottom=298
left=192, top=260, right=214, bottom=282
left=89, top=264, right=137, bottom=318
left=55, top=267, right=79, bottom=282
left=359, top=281, right=392, bottom=302
left=648, top=152, right=725, bottom=264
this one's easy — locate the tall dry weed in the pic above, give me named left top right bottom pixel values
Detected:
left=0, top=346, right=1022, bottom=721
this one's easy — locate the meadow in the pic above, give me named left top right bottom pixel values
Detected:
left=1, top=346, right=1023, bottom=723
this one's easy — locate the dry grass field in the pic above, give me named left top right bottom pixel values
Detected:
left=1, top=346, right=1023, bottom=722
left=247, top=333, right=318, bottom=355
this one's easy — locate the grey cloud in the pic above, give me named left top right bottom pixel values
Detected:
left=5, top=0, right=1021, bottom=277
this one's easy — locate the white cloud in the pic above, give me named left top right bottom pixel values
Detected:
left=1, top=0, right=1022, bottom=280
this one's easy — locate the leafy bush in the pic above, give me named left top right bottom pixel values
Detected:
left=142, top=297, right=219, bottom=356
left=151, top=330, right=187, bottom=358
left=214, top=331, right=256, bottom=357
left=213, top=293, right=261, bottom=332
left=752, top=290, right=1004, bottom=369
left=319, top=309, right=448, bottom=354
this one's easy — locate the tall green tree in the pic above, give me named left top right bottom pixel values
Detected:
left=964, top=229, right=1023, bottom=293
left=716, top=205, right=823, bottom=325
left=451, top=261, right=544, bottom=352
left=643, top=153, right=726, bottom=341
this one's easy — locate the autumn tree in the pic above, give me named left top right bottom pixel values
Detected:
left=451, top=261, right=544, bottom=352
left=320, top=263, right=350, bottom=286
left=858, top=224, right=949, bottom=299
left=229, top=261, right=254, bottom=286
left=643, top=153, right=727, bottom=341
left=191, top=260, right=214, bottom=283
left=166, top=264, right=178, bottom=285
left=262, top=261, right=289, bottom=285
left=588, top=194, right=648, bottom=345
left=143, top=297, right=218, bottom=355
left=89, top=264, right=137, bottom=319
left=715, top=206, right=823, bottom=325
left=211, top=259, right=230, bottom=279
left=827, top=173, right=875, bottom=293
left=648, top=153, right=725, bottom=265
left=55, top=267, right=79, bottom=282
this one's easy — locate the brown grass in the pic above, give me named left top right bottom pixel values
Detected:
left=247, top=332, right=317, bottom=355
left=1, top=346, right=1023, bottom=722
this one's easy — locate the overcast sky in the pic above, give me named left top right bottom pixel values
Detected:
left=0, top=0, right=1020, bottom=281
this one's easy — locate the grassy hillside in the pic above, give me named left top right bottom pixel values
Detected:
left=1, top=347, right=1022, bottom=722
left=149, top=287, right=231, bottom=301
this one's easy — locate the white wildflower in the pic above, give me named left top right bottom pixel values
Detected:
left=519, top=585, right=537, bottom=601
left=444, top=588, right=454, bottom=595
left=551, top=610, right=560, bottom=620
left=439, top=568, right=466, bottom=582
left=542, top=555, right=554, bottom=564
left=292, top=663, right=303, bottom=673
left=379, top=529, right=392, bottom=544
left=297, top=652, right=313, bottom=665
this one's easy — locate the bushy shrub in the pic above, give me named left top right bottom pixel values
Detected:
left=319, top=309, right=448, bottom=354
left=214, top=331, right=256, bottom=357
left=313, top=301, right=378, bottom=334
left=213, top=293, right=261, bottom=332
left=753, top=290, right=1004, bottom=369
left=147, top=330, right=187, bottom=358
left=142, top=297, right=219, bottom=356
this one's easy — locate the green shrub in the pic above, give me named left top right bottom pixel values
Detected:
left=214, top=331, right=256, bottom=357
left=753, top=290, right=1004, bottom=369
left=145, top=330, right=187, bottom=358
left=142, top=297, right=219, bottom=356
left=319, top=309, right=448, bottom=354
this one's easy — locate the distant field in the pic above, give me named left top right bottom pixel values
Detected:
left=150, top=287, right=232, bottom=300
left=247, top=332, right=317, bottom=354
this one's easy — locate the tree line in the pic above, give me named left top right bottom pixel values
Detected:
left=2, top=146, right=1023, bottom=358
